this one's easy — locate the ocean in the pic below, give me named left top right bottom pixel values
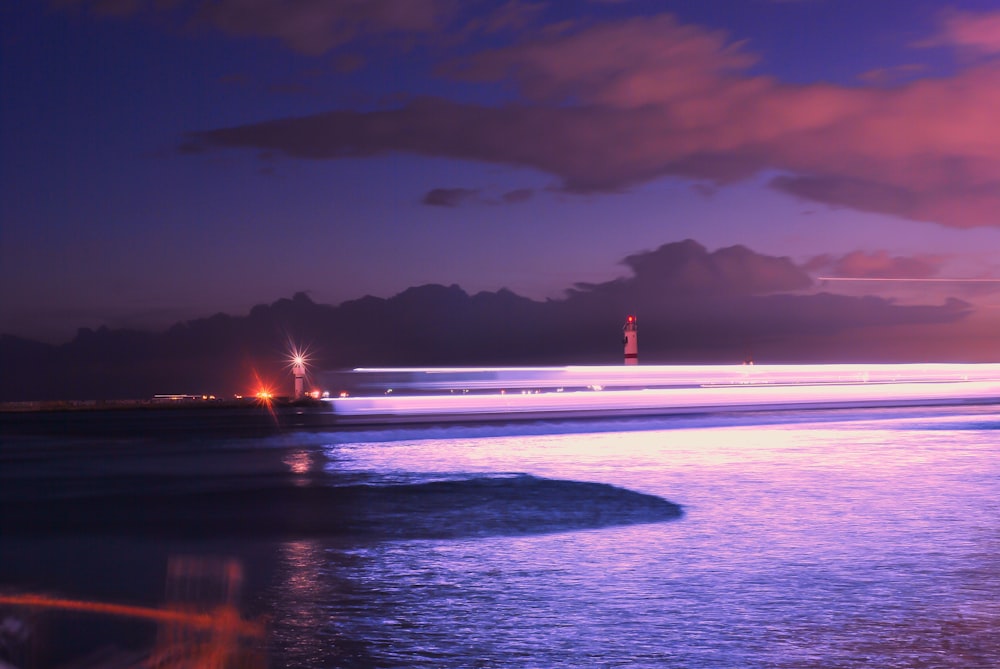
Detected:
left=1, top=405, right=998, bottom=668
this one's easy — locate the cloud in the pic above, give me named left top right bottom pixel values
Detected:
left=181, top=96, right=766, bottom=192
left=197, top=0, right=452, bottom=54
left=446, top=15, right=757, bottom=109
left=1, top=240, right=976, bottom=399
left=613, top=239, right=814, bottom=297
left=422, top=186, right=533, bottom=206
left=181, top=11, right=1000, bottom=228
left=422, top=187, right=478, bottom=207
left=857, top=63, right=926, bottom=85
left=558, top=240, right=970, bottom=361
left=924, top=9, right=1000, bottom=55
left=460, top=0, right=546, bottom=35
left=54, top=0, right=453, bottom=54
left=805, top=250, right=944, bottom=279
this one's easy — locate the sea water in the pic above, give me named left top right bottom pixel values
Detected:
left=1, top=405, right=998, bottom=668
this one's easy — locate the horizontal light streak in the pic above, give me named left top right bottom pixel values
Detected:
left=818, top=277, right=1000, bottom=283
left=0, top=594, right=265, bottom=637
left=323, top=364, right=1000, bottom=422
left=337, top=364, right=1000, bottom=391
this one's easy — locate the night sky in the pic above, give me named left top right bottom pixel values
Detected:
left=4, top=0, right=1000, bottom=354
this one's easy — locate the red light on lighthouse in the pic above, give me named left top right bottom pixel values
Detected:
left=623, top=315, right=638, bottom=365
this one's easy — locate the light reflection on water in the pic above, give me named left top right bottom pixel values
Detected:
left=269, top=407, right=1000, bottom=668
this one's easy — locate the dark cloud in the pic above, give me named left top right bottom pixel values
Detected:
left=54, top=0, right=454, bottom=54
left=177, top=11, right=1000, bottom=228
left=560, top=241, right=969, bottom=362
left=770, top=174, right=1000, bottom=231
left=3, top=240, right=977, bottom=400
left=616, top=239, right=813, bottom=297
left=196, top=0, right=452, bottom=55
left=422, top=187, right=478, bottom=207
left=180, top=97, right=751, bottom=192
left=420, top=186, right=532, bottom=207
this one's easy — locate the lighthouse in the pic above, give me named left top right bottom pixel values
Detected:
left=623, top=315, right=638, bottom=365
left=292, top=355, right=306, bottom=398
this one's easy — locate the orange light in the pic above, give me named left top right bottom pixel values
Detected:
left=627, top=315, right=635, bottom=323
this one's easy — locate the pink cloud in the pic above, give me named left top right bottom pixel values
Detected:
left=183, top=11, right=1000, bottom=228
left=926, top=9, right=1000, bottom=55
left=857, top=64, right=926, bottom=85
left=806, top=250, right=944, bottom=279
left=448, top=15, right=757, bottom=109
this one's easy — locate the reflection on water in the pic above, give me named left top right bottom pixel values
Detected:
left=0, top=556, right=267, bottom=668
left=288, top=407, right=1000, bottom=668
left=269, top=540, right=330, bottom=666
left=281, top=449, right=312, bottom=485
left=2, top=405, right=999, bottom=667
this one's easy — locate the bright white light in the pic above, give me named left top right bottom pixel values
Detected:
left=288, top=343, right=312, bottom=370
left=324, top=363, right=1000, bottom=423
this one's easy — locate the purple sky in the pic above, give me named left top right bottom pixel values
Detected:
left=3, top=0, right=1000, bottom=352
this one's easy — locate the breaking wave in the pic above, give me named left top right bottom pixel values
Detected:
left=1, top=474, right=681, bottom=541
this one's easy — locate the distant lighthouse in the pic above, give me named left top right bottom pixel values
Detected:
left=623, top=315, right=638, bottom=365
left=292, top=355, right=306, bottom=398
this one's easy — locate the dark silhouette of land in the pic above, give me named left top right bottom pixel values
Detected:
left=0, top=240, right=971, bottom=401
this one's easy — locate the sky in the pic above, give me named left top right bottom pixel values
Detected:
left=3, top=0, right=1000, bottom=348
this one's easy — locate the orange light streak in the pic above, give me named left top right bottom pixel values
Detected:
left=0, top=594, right=265, bottom=638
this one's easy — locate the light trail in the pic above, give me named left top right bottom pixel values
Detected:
left=0, top=594, right=265, bottom=638
left=818, top=276, right=1000, bottom=283
left=321, top=364, right=1000, bottom=424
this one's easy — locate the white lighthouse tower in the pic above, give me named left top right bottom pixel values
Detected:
left=292, top=355, right=306, bottom=398
left=623, top=315, right=638, bottom=365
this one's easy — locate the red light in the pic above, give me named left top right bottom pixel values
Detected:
left=627, top=315, right=635, bottom=323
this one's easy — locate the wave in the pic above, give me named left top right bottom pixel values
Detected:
left=0, top=475, right=682, bottom=541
